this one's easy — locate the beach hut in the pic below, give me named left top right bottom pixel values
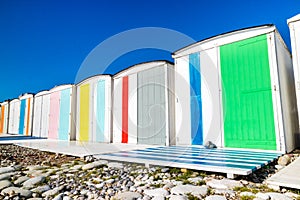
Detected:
left=48, top=85, right=76, bottom=140
left=8, top=99, right=20, bottom=134
left=32, top=91, right=50, bottom=138
left=288, top=14, right=300, bottom=130
left=112, top=61, right=175, bottom=145
left=19, top=94, right=34, bottom=136
left=76, top=75, right=112, bottom=142
left=0, top=101, right=9, bottom=134
left=172, top=25, right=298, bottom=152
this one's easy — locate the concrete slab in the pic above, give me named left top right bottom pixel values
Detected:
left=15, top=140, right=153, bottom=157
left=266, top=157, right=300, bottom=189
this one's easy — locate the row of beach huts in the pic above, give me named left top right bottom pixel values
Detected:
left=1, top=15, right=300, bottom=153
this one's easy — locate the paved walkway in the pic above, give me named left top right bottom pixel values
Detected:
left=266, top=157, right=300, bottom=189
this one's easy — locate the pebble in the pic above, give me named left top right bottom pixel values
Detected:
left=205, top=195, right=227, bottom=200
left=0, top=173, right=12, bottom=181
left=0, top=167, right=15, bottom=175
left=240, top=191, right=255, bottom=197
left=14, top=176, right=30, bottom=185
left=0, top=180, right=12, bottom=190
left=169, top=195, right=188, bottom=200
left=1, top=186, right=32, bottom=198
left=82, top=160, right=108, bottom=170
left=144, top=188, right=169, bottom=197
left=115, top=191, right=142, bottom=200
left=278, top=155, right=291, bottom=166
left=171, top=185, right=208, bottom=196
left=256, top=192, right=270, bottom=200
left=187, top=177, right=203, bottom=184
left=42, top=187, right=60, bottom=197
left=31, top=185, right=51, bottom=193
left=23, top=176, right=46, bottom=187
left=108, top=162, right=124, bottom=169
left=161, top=168, right=169, bottom=173
left=206, top=178, right=243, bottom=189
left=265, top=192, right=293, bottom=200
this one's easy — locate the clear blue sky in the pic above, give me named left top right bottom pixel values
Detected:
left=0, top=0, right=299, bottom=102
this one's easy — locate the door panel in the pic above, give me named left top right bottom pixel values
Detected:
left=79, top=85, right=90, bottom=141
left=220, top=34, right=277, bottom=150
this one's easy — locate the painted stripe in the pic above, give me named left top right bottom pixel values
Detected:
left=189, top=53, right=203, bottom=145
left=25, top=98, right=31, bottom=136
left=80, top=85, right=90, bottom=141
left=19, top=99, right=26, bottom=135
left=133, top=149, right=275, bottom=162
left=0, top=106, right=4, bottom=133
left=58, top=89, right=71, bottom=140
left=107, top=153, right=256, bottom=170
left=128, top=150, right=266, bottom=166
left=122, top=76, right=129, bottom=143
left=48, top=92, right=60, bottom=139
left=96, top=80, right=105, bottom=142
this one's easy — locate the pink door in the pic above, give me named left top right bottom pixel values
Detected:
left=48, top=91, right=60, bottom=139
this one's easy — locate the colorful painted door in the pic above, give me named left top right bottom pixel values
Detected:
left=79, top=85, right=90, bottom=141
left=48, top=92, right=60, bottom=139
left=96, top=80, right=105, bottom=142
left=19, top=99, right=26, bottom=135
left=220, top=34, right=277, bottom=150
left=58, top=89, right=71, bottom=140
left=137, top=67, right=166, bottom=145
left=189, top=53, right=203, bottom=145
left=0, top=106, right=4, bottom=134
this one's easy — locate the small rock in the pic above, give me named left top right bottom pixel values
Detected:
left=187, top=177, right=203, bottom=184
left=204, top=141, right=217, bottom=149
left=144, top=188, right=169, bottom=197
left=82, top=160, right=108, bottom=170
left=256, top=192, right=270, bottom=200
left=161, top=168, right=169, bottom=173
left=278, top=155, right=291, bottom=166
left=171, top=185, right=208, bottom=196
left=23, top=176, right=45, bottom=187
left=0, top=180, right=12, bottom=190
left=70, top=165, right=82, bottom=170
left=241, top=180, right=249, bottom=185
left=266, top=192, right=292, bottom=200
left=108, top=162, right=124, bottom=169
left=163, top=182, right=175, bottom=190
left=275, top=165, right=284, bottom=170
left=115, top=191, right=142, bottom=200
left=267, top=184, right=280, bottom=191
left=1, top=187, right=32, bottom=198
left=106, top=179, right=115, bottom=184
left=26, top=166, right=47, bottom=171
left=0, top=173, right=15, bottom=181
left=53, top=193, right=63, bottom=200
left=31, top=185, right=51, bottom=193
left=206, top=179, right=243, bottom=189
left=240, top=191, right=255, bottom=197
left=169, top=195, right=188, bottom=200
left=284, top=192, right=299, bottom=199
left=42, top=187, right=60, bottom=197
left=14, top=176, right=30, bottom=185
left=205, top=195, right=227, bottom=200
left=0, top=167, right=15, bottom=175
left=152, top=196, right=165, bottom=200
left=214, top=189, right=235, bottom=196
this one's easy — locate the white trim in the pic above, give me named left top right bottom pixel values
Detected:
left=19, top=94, right=33, bottom=100
left=267, top=32, right=285, bottom=152
left=287, top=14, right=300, bottom=25
left=164, top=66, right=170, bottom=146
left=49, top=84, right=73, bottom=93
left=173, top=25, right=276, bottom=58
left=35, top=91, right=50, bottom=97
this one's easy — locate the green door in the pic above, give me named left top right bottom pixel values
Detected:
left=220, top=34, right=277, bottom=150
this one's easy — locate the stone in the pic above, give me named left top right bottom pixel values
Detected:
left=114, top=191, right=142, bottom=200
left=27, top=166, right=47, bottom=171
left=106, top=179, right=115, bottom=184
left=163, top=182, right=175, bottom=190
left=144, top=188, right=169, bottom=197
left=82, top=160, right=108, bottom=170
left=42, top=187, right=60, bottom=197
left=284, top=192, right=299, bottom=199
left=204, top=141, right=217, bottom=149
left=108, top=162, right=124, bottom=169
left=0, top=180, right=12, bottom=190
left=0, top=173, right=13, bottom=181
left=31, top=185, right=51, bottom=193
left=27, top=198, right=43, bottom=200
left=206, top=179, right=243, bottom=189
left=63, top=196, right=71, bottom=200
left=0, top=166, right=15, bottom=175
left=53, top=193, right=63, bottom=200
left=23, top=176, right=45, bottom=187
left=266, top=192, right=292, bottom=200
left=214, top=189, right=235, bottom=196
left=169, top=195, right=188, bottom=200
left=278, top=155, right=291, bottom=166
left=171, top=185, right=208, bottom=196
left=240, top=191, right=255, bottom=197
left=187, top=177, right=203, bottom=184
left=274, top=165, right=284, bottom=170
left=70, top=165, right=82, bottom=170
left=256, top=192, right=270, bottom=200
left=152, top=196, right=165, bottom=200
left=161, top=168, right=169, bottom=173
left=1, top=187, right=32, bottom=198
left=14, top=176, right=30, bottom=185
left=205, top=195, right=227, bottom=200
